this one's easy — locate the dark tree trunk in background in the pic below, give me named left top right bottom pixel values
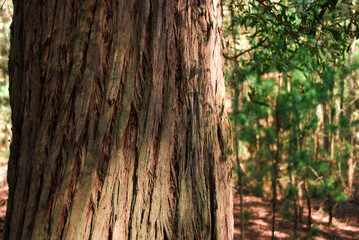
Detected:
left=5, top=0, right=233, bottom=239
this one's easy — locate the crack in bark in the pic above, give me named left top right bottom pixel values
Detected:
left=107, top=181, right=117, bottom=240
left=217, top=124, right=225, bottom=157
left=60, top=145, right=85, bottom=239
left=127, top=105, right=139, bottom=239
left=87, top=198, right=95, bottom=240
left=207, top=138, right=217, bottom=240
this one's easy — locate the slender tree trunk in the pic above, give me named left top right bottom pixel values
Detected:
left=5, top=1, right=234, bottom=239
left=303, top=181, right=311, bottom=230
left=347, top=37, right=356, bottom=197
left=286, top=74, right=298, bottom=239
left=322, top=102, right=334, bottom=227
left=292, top=176, right=298, bottom=239
left=229, top=2, right=244, bottom=240
left=289, top=126, right=298, bottom=239
left=272, top=78, right=282, bottom=240
left=297, top=181, right=304, bottom=222
left=271, top=149, right=278, bottom=240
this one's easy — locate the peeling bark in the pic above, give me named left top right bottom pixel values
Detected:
left=5, top=0, right=233, bottom=239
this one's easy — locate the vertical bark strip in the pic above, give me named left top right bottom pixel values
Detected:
left=5, top=0, right=233, bottom=239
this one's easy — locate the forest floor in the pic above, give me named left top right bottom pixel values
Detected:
left=233, top=188, right=359, bottom=239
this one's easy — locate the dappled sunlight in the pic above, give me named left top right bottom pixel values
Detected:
left=261, top=230, right=291, bottom=239
left=314, top=216, right=359, bottom=240
left=234, top=188, right=359, bottom=239
left=252, top=219, right=269, bottom=227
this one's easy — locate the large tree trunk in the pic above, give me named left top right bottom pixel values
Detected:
left=5, top=0, right=233, bottom=239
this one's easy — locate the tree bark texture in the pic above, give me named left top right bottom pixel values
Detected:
left=5, top=0, right=233, bottom=239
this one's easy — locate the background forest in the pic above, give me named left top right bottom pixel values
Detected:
left=0, top=1, right=12, bottom=233
left=223, top=0, right=359, bottom=239
left=0, top=1, right=11, bottom=235
left=0, top=0, right=358, bottom=239
left=0, top=1, right=10, bottom=155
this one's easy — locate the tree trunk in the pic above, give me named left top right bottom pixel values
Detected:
left=303, top=181, right=311, bottom=230
left=229, top=2, right=244, bottom=240
left=5, top=1, right=234, bottom=239
left=346, top=37, right=356, bottom=197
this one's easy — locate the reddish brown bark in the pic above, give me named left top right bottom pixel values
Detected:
left=5, top=0, right=233, bottom=239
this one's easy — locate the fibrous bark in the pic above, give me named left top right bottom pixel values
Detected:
left=5, top=0, right=233, bottom=239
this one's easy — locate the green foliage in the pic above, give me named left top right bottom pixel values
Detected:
left=280, top=199, right=293, bottom=219
left=243, top=210, right=251, bottom=223
left=334, top=193, right=348, bottom=202
left=322, top=177, right=336, bottom=195
left=235, top=166, right=243, bottom=185
left=286, top=185, right=298, bottom=201
left=261, top=127, right=275, bottom=145
left=0, top=81, right=9, bottom=105
left=308, top=227, right=321, bottom=237
left=254, top=182, right=263, bottom=198
left=225, top=0, right=359, bottom=74
left=239, top=125, right=257, bottom=144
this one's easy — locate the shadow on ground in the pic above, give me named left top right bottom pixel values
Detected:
left=233, top=188, right=359, bottom=240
